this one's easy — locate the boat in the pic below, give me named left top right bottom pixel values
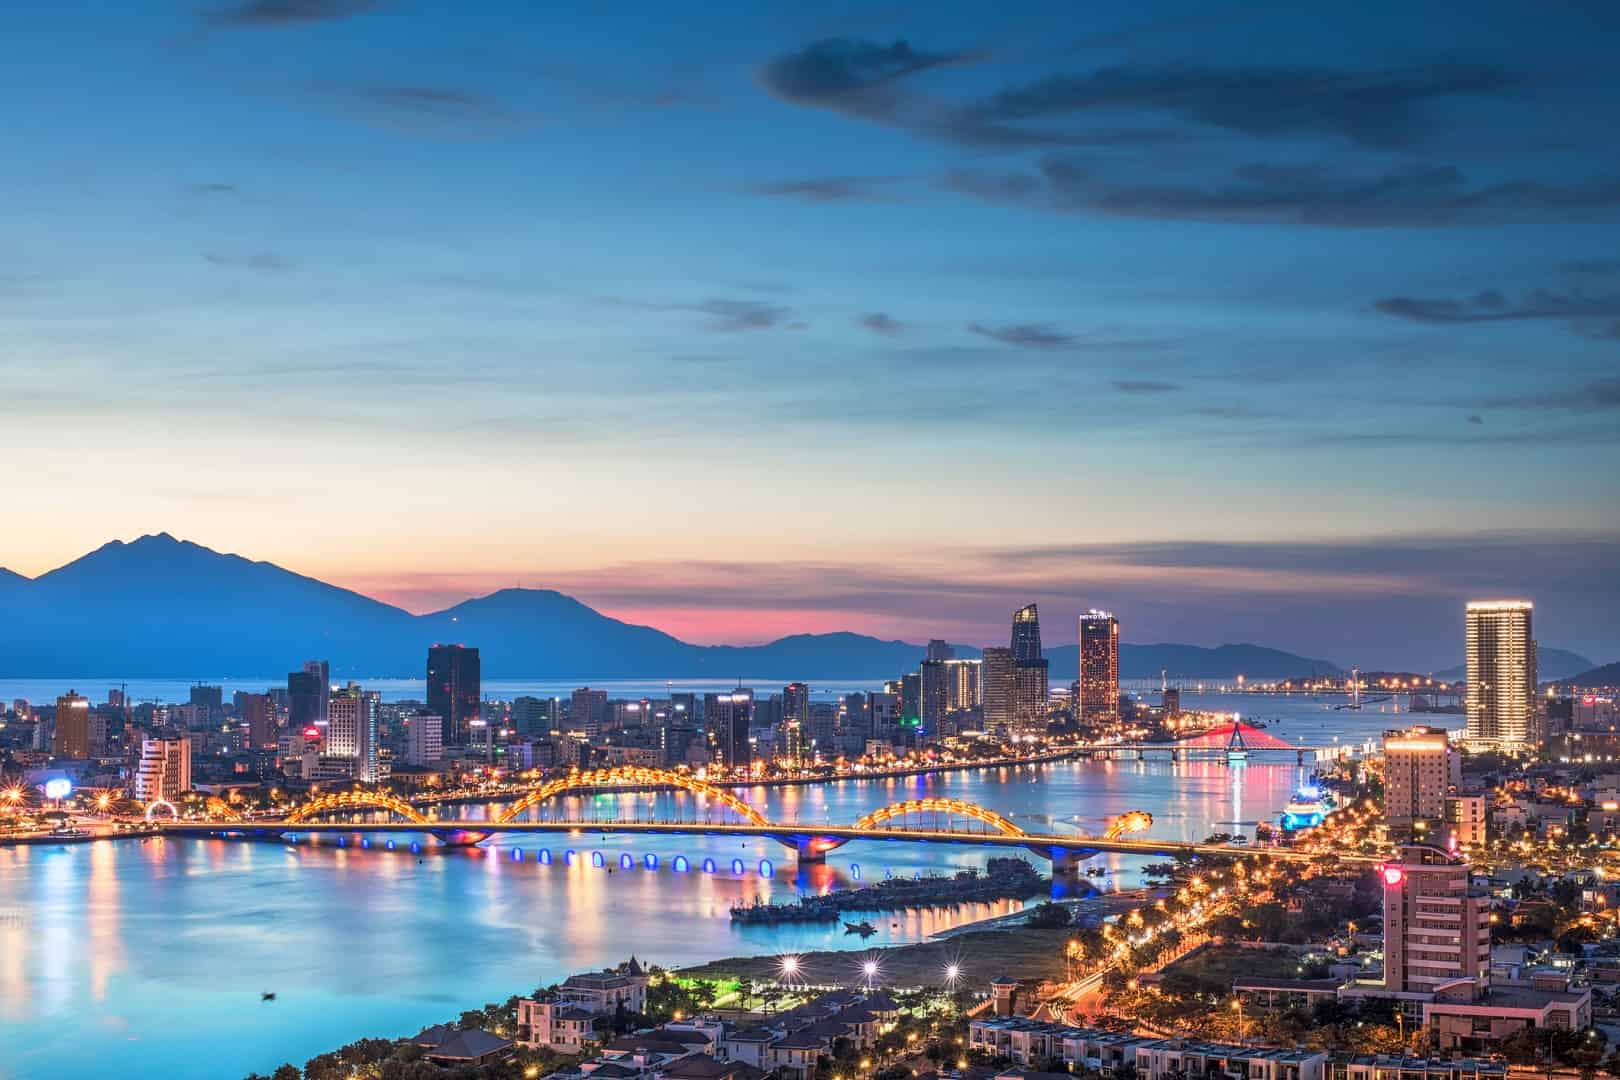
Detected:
left=844, top=921, right=876, bottom=937
left=1278, top=784, right=1335, bottom=831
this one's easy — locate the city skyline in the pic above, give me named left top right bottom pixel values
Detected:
left=2, top=2, right=1617, bottom=668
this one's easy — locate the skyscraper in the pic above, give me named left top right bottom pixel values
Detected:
left=925, top=639, right=954, bottom=662
left=288, top=664, right=327, bottom=731
left=919, top=660, right=951, bottom=730
left=781, top=683, right=810, bottom=761
left=405, top=710, right=443, bottom=766
left=327, top=683, right=378, bottom=782
left=981, top=647, right=1016, bottom=732
left=240, top=692, right=278, bottom=749
left=1464, top=601, right=1536, bottom=751
left=427, top=644, right=481, bottom=745
left=52, top=690, right=91, bottom=759
left=705, top=691, right=753, bottom=769
left=571, top=687, right=609, bottom=738
left=1383, top=726, right=1460, bottom=822
left=1009, top=604, right=1048, bottom=733
left=1011, top=604, right=1042, bottom=664
left=1077, top=610, right=1120, bottom=724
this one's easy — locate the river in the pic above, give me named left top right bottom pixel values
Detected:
left=0, top=692, right=1416, bottom=1080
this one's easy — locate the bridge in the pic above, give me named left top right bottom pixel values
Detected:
left=154, top=766, right=1352, bottom=873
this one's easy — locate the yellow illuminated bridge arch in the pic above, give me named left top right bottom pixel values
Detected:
left=283, top=790, right=431, bottom=826
left=851, top=797, right=1027, bottom=837
left=494, top=767, right=770, bottom=826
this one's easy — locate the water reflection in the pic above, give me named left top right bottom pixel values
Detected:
left=0, top=739, right=1360, bottom=1080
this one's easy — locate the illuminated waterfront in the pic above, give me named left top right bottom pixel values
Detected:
left=0, top=701, right=1404, bottom=1080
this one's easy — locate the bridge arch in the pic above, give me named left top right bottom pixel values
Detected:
left=495, top=767, right=769, bottom=826
left=144, top=799, right=179, bottom=822
left=1104, top=810, right=1153, bottom=840
left=851, top=798, right=1028, bottom=837
left=205, top=796, right=243, bottom=822
left=282, top=790, right=431, bottom=826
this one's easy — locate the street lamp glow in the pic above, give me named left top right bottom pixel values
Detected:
left=944, top=963, right=961, bottom=984
left=779, top=955, right=800, bottom=979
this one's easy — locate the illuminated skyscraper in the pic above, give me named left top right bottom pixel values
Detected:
left=1011, top=604, right=1042, bottom=664
left=427, top=644, right=481, bottom=745
left=1382, top=726, right=1460, bottom=822
left=52, top=690, right=91, bottom=759
left=1077, top=610, right=1120, bottom=723
left=705, top=691, right=753, bottom=769
left=981, top=647, right=1016, bottom=732
left=327, top=683, right=378, bottom=782
left=926, top=639, right=954, bottom=662
left=1464, top=601, right=1536, bottom=751
left=1008, top=604, right=1048, bottom=732
left=134, top=736, right=192, bottom=802
left=919, top=660, right=951, bottom=729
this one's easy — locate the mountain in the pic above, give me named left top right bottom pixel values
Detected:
left=1432, top=645, right=1595, bottom=684
left=0, top=534, right=1343, bottom=681
left=1569, top=661, right=1620, bottom=688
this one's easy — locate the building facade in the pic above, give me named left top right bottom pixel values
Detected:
left=1464, top=601, right=1536, bottom=751
left=427, top=644, right=481, bottom=746
left=1077, top=610, right=1120, bottom=723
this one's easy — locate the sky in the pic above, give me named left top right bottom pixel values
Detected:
left=2, top=0, right=1619, bottom=669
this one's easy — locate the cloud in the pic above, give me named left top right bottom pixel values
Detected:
left=202, top=252, right=291, bottom=272
left=966, top=322, right=1074, bottom=348
left=352, top=84, right=490, bottom=115
left=1479, top=377, right=1620, bottom=411
left=857, top=312, right=904, bottom=336
left=757, top=38, right=974, bottom=119
left=1374, top=286, right=1620, bottom=341
left=206, top=0, right=386, bottom=28
left=188, top=182, right=239, bottom=196
left=696, top=298, right=793, bottom=332
left=952, top=62, right=1519, bottom=148
left=746, top=176, right=896, bottom=202
left=1113, top=379, right=1178, bottom=393
left=942, top=159, right=1620, bottom=226
left=1467, top=413, right=1485, bottom=424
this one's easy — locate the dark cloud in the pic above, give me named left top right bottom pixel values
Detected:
left=966, top=321, right=1074, bottom=348
left=202, top=252, right=290, bottom=272
left=758, top=38, right=974, bottom=119
left=1480, top=377, right=1620, bottom=411
left=1113, top=379, right=1178, bottom=393
left=206, top=0, right=385, bottom=28
left=1375, top=287, right=1620, bottom=342
left=942, top=159, right=1620, bottom=226
left=952, top=62, right=1519, bottom=148
left=188, top=182, right=239, bottom=196
left=1467, top=413, right=1485, bottom=424
left=1375, top=288, right=1620, bottom=324
left=696, top=298, right=793, bottom=332
left=746, top=176, right=895, bottom=203
left=858, top=312, right=904, bottom=336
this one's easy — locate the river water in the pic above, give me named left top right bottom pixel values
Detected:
left=0, top=693, right=1417, bottom=1080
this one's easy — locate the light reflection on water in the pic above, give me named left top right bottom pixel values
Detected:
left=0, top=705, right=1391, bottom=1080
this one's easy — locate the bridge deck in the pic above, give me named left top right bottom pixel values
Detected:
left=158, top=819, right=1361, bottom=862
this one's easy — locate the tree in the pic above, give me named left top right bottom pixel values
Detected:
left=1026, top=902, right=1072, bottom=929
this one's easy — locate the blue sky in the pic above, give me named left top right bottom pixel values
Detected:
left=2, top=0, right=1618, bottom=668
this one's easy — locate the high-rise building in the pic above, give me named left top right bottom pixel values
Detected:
left=189, top=683, right=224, bottom=721
left=240, top=692, right=278, bottom=749
left=427, top=644, right=481, bottom=745
left=982, top=647, right=1016, bottom=732
left=1383, top=726, right=1460, bottom=822
left=705, top=692, right=753, bottom=769
left=52, top=690, right=91, bottom=759
left=1464, top=601, right=1536, bottom=750
left=287, top=668, right=325, bottom=731
left=327, top=684, right=378, bottom=782
left=1011, top=604, right=1042, bottom=664
left=1007, top=604, right=1048, bottom=733
left=944, top=658, right=982, bottom=712
left=1381, top=844, right=1490, bottom=995
left=405, top=710, right=443, bottom=766
left=926, top=639, right=954, bottom=662
left=1077, top=610, right=1120, bottom=723
left=780, top=683, right=810, bottom=762
left=134, top=737, right=192, bottom=802
left=919, top=660, right=951, bottom=730
left=899, top=673, right=922, bottom=726
left=512, top=696, right=555, bottom=737
left=571, top=688, right=609, bottom=738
